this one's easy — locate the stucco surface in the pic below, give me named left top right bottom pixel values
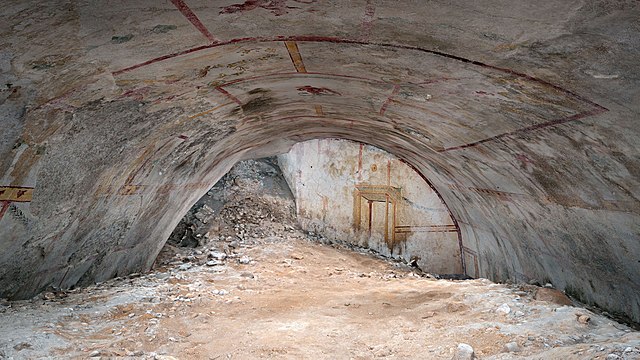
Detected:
left=279, top=139, right=463, bottom=274
left=0, top=0, right=638, bottom=322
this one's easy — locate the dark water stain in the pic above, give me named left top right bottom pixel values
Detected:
left=111, top=34, right=134, bottom=44
left=248, top=87, right=270, bottom=95
left=152, top=24, right=177, bottom=34
left=241, top=96, right=273, bottom=114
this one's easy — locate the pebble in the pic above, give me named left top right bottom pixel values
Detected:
left=577, top=314, right=590, bottom=324
left=155, top=356, right=179, bottom=360
left=452, top=343, right=475, bottom=360
left=535, top=287, right=572, bottom=306
left=496, top=303, right=511, bottom=315
left=504, top=342, right=520, bottom=353
left=177, top=263, right=192, bottom=271
left=209, top=251, right=227, bottom=260
left=239, top=256, right=252, bottom=264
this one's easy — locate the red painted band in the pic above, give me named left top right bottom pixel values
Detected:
left=111, top=35, right=607, bottom=110
left=170, top=0, right=217, bottom=43
left=215, top=86, right=242, bottom=105
left=440, top=107, right=608, bottom=152
left=379, top=84, right=400, bottom=116
left=0, top=201, right=10, bottom=222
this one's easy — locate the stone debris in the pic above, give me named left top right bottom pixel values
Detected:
left=452, top=343, right=475, bottom=360
left=577, top=313, right=592, bottom=324
left=177, top=263, right=192, bottom=271
left=208, top=251, right=227, bottom=260
left=166, top=157, right=296, bottom=249
left=496, top=303, right=511, bottom=315
left=534, top=287, right=573, bottom=306
left=193, top=204, right=215, bottom=224
left=503, top=341, right=520, bottom=353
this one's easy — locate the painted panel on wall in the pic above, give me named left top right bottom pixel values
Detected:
left=278, top=139, right=463, bottom=274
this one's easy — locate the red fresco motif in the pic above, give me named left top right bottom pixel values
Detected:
left=220, top=0, right=316, bottom=16
left=297, top=85, right=341, bottom=96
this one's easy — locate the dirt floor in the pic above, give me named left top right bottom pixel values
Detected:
left=1, top=233, right=639, bottom=359
left=1, top=159, right=639, bottom=359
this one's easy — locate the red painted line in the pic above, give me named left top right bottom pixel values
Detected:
left=241, top=114, right=364, bottom=124
left=379, top=84, right=400, bottom=115
left=395, top=225, right=459, bottom=233
left=107, top=33, right=606, bottom=109
left=398, top=159, right=466, bottom=275
left=217, top=71, right=387, bottom=88
left=0, top=201, right=10, bottom=221
left=109, top=34, right=607, bottom=150
left=215, top=86, right=242, bottom=105
left=387, top=159, right=391, bottom=186
left=440, top=107, right=608, bottom=152
left=360, top=0, right=376, bottom=41
left=358, top=143, right=363, bottom=180
left=417, top=77, right=467, bottom=86
left=120, top=86, right=151, bottom=101
left=170, top=0, right=217, bottom=43
left=112, top=44, right=213, bottom=76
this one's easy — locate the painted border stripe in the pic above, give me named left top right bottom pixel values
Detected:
left=187, top=102, right=235, bottom=121
left=0, top=186, right=34, bottom=202
left=284, top=41, right=307, bottom=73
left=215, top=86, right=242, bottom=105
left=360, top=0, right=376, bottom=41
left=170, top=0, right=218, bottom=43
left=379, top=84, right=400, bottom=115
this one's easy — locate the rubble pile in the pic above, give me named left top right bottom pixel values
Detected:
left=166, top=157, right=296, bottom=248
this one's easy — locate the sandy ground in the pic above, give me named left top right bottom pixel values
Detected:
left=0, top=232, right=639, bottom=360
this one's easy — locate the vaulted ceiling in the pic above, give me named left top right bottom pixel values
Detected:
left=1, top=0, right=639, bottom=323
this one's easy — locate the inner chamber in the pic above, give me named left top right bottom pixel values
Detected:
left=163, top=138, right=467, bottom=277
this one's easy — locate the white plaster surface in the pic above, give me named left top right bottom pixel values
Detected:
left=279, top=139, right=463, bottom=274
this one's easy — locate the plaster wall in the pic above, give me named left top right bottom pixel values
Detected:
left=278, top=139, right=463, bottom=274
left=0, top=0, right=638, bottom=324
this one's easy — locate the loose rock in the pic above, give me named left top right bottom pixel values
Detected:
left=535, top=287, right=572, bottom=306
left=496, top=303, right=511, bottom=315
left=452, top=343, right=475, bottom=360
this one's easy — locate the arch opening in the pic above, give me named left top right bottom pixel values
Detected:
left=161, top=138, right=468, bottom=279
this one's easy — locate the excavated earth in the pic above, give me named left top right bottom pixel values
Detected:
left=1, top=159, right=639, bottom=360
left=0, top=233, right=639, bottom=360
